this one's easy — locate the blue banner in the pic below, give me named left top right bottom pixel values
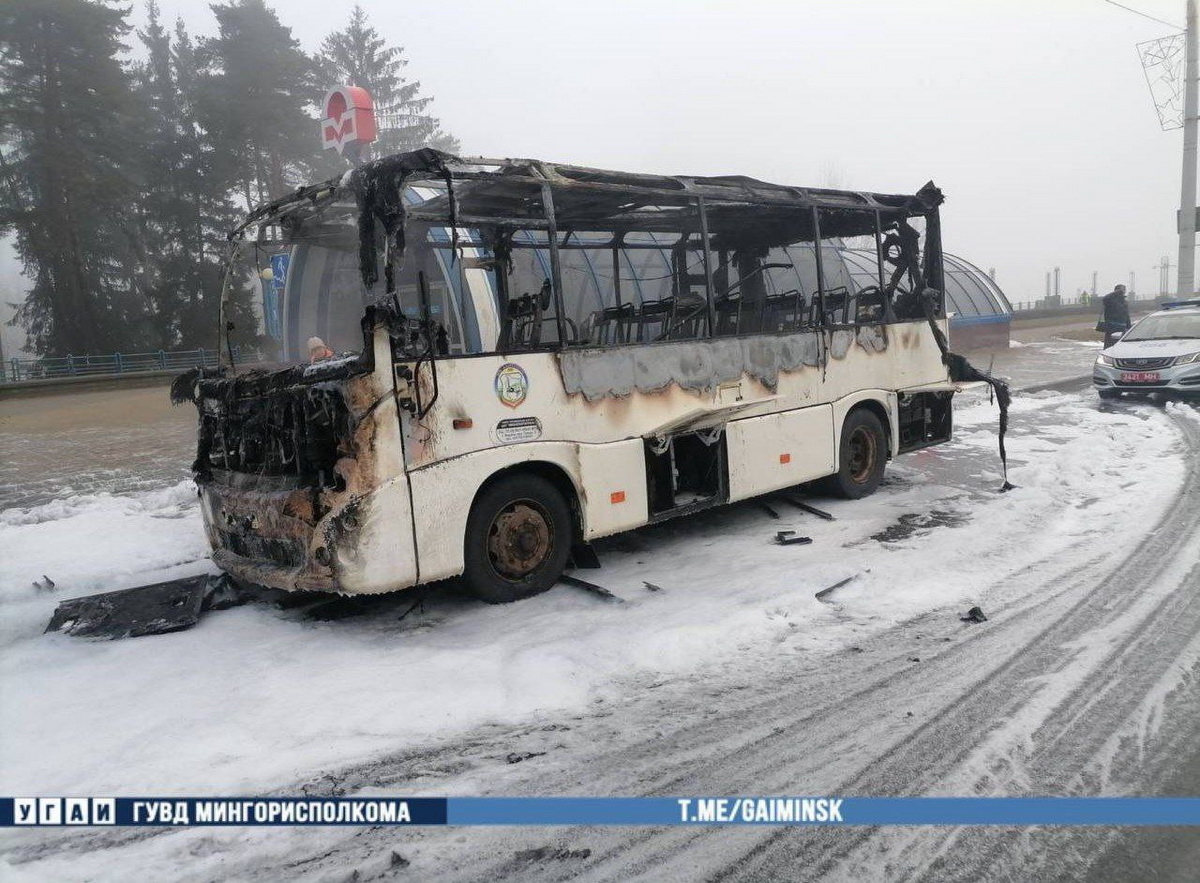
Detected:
left=449, top=797, right=1200, bottom=826
left=263, top=252, right=288, bottom=340
left=3, top=797, right=1199, bottom=828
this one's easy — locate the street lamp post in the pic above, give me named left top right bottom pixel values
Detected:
left=1179, top=0, right=1199, bottom=296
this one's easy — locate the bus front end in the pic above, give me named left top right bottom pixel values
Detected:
left=187, top=322, right=418, bottom=595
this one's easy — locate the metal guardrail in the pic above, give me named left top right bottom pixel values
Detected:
left=2, top=346, right=262, bottom=383
left=1010, top=295, right=1164, bottom=313
left=1011, top=297, right=1096, bottom=312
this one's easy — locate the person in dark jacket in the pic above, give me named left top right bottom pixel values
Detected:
left=1098, top=284, right=1131, bottom=348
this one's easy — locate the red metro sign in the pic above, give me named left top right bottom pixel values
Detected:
left=320, top=86, right=378, bottom=156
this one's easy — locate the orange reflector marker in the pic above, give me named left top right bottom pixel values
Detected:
left=779, top=453, right=791, bottom=464
left=610, top=491, right=626, bottom=504
left=452, top=418, right=473, bottom=430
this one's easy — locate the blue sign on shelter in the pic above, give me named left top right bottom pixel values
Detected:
left=270, top=253, right=289, bottom=290
left=264, top=253, right=289, bottom=340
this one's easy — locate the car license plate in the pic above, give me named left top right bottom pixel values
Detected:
left=1120, top=371, right=1160, bottom=383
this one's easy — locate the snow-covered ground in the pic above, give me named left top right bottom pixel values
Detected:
left=0, top=388, right=1187, bottom=808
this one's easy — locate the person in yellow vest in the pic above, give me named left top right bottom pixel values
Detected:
left=307, top=336, right=335, bottom=363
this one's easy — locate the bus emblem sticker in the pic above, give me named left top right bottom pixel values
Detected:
left=495, top=363, right=529, bottom=408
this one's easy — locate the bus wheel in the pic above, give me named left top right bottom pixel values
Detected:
left=824, top=408, right=887, bottom=500
left=464, top=474, right=572, bottom=604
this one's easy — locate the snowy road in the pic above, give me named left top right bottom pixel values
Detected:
left=2, top=389, right=1198, bottom=881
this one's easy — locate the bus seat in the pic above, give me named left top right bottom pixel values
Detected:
left=821, top=286, right=854, bottom=326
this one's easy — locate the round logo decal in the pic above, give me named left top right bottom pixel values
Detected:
left=494, top=363, right=529, bottom=409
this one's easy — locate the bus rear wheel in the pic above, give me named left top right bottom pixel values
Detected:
left=823, top=408, right=888, bottom=500
left=463, top=474, right=572, bottom=604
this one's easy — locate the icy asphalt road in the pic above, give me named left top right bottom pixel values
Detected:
left=1, top=389, right=1199, bottom=882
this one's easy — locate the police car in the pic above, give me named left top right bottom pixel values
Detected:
left=1093, top=299, right=1200, bottom=399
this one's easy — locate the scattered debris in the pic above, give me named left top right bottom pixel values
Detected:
left=961, top=605, right=988, bottom=624
left=45, top=575, right=210, bottom=639
left=815, top=575, right=857, bottom=602
left=871, top=510, right=968, bottom=544
left=908, top=656, right=921, bottom=663
left=298, top=773, right=348, bottom=798
left=506, top=751, right=546, bottom=764
left=782, top=495, right=836, bottom=521
left=32, top=574, right=56, bottom=592
left=43, top=573, right=294, bottom=639
left=396, top=597, right=425, bottom=624
left=515, top=846, right=592, bottom=862
left=389, top=852, right=410, bottom=869
left=569, top=542, right=602, bottom=569
left=775, top=530, right=812, bottom=547
left=922, top=311, right=1014, bottom=492
left=560, top=574, right=624, bottom=603
left=642, top=581, right=664, bottom=593
left=906, top=711, right=914, bottom=717
left=757, top=501, right=781, bottom=520
left=201, top=573, right=249, bottom=611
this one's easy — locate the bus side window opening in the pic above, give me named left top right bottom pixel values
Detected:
left=816, top=207, right=890, bottom=328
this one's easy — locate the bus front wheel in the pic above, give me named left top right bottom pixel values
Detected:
left=463, top=473, right=572, bottom=604
left=822, top=408, right=888, bottom=500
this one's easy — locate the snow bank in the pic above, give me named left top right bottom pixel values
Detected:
left=0, top=393, right=1187, bottom=797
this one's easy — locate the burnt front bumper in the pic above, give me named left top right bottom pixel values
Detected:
left=199, top=472, right=421, bottom=595
left=200, top=477, right=336, bottom=592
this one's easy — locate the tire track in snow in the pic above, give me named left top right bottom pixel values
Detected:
left=719, top=410, right=1200, bottom=883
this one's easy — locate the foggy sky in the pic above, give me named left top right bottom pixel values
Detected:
left=0, top=0, right=1187, bottom=357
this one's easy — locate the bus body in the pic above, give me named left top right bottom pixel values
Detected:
left=186, top=150, right=958, bottom=602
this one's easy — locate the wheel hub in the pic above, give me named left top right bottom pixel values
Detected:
left=487, top=502, right=552, bottom=579
left=848, top=427, right=878, bottom=483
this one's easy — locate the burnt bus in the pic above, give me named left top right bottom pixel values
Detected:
left=181, top=149, right=961, bottom=603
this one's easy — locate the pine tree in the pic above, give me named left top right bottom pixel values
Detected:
left=127, top=5, right=255, bottom=349
left=316, top=4, right=459, bottom=162
left=0, top=0, right=153, bottom=356
left=130, top=0, right=180, bottom=346
left=171, top=17, right=252, bottom=348
left=197, top=0, right=319, bottom=204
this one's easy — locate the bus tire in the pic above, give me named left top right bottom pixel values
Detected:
left=822, top=408, right=888, bottom=500
left=463, top=473, right=572, bottom=604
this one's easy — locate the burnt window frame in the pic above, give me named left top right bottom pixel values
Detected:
left=387, top=166, right=946, bottom=360
left=708, top=206, right=823, bottom=339
left=493, top=188, right=718, bottom=353
left=812, top=207, right=893, bottom=330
